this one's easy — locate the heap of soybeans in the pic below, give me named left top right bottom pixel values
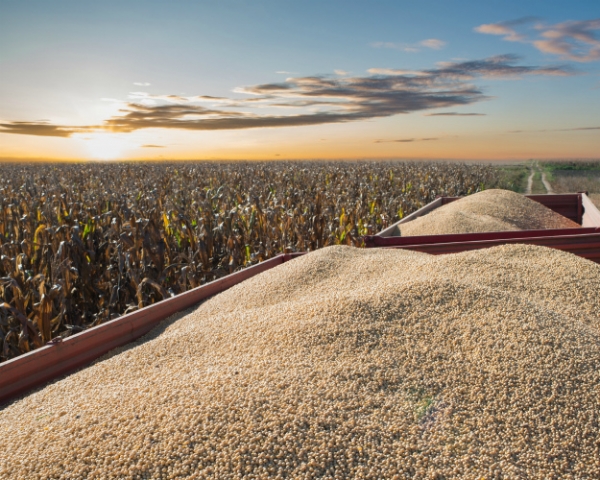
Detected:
left=2, top=244, right=600, bottom=479
left=400, top=189, right=580, bottom=236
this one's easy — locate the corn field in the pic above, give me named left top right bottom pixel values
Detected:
left=0, top=161, right=499, bottom=362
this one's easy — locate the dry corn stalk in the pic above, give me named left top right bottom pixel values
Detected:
left=0, top=160, right=498, bottom=361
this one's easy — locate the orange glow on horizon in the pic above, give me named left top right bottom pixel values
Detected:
left=1, top=127, right=599, bottom=163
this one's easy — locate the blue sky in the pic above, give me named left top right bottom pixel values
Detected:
left=1, top=0, right=599, bottom=160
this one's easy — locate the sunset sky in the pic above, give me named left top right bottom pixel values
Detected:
left=1, top=0, right=599, bottom=161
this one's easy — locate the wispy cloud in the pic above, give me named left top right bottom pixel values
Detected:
left=375, top=137, right=438, bottom=143
left=371, top=38, right=446, bottom=53
left=425, top=112, right=486, bottom=116
left=141, top=144, right=166, bottom=148
left=368, top=55, right=570, bottom=79
left=133, top=82, right=151, bottom=86
left=474, top=17, right=538, bottom=42
left=534, top=19, right=600, bottom=62
left=367, top=68, right=428, bottom=76
left=128, top=92, right=231, bottom=104
left=0, top=55, right=573, bottom=137
left=509, top=126, right=600, bottom=133
left=430, top=55, right=571, bottom=78
left=334, top=69, right=349, bottom=76
left=0, top=121, right=85, bottom=137
left=476, top=18, right=600, bottom=62
left=419, top=39, right=446, bottom=50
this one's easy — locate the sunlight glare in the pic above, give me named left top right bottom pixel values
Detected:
left=76, top=133, right=131, bottom=160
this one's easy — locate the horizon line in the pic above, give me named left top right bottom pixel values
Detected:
left=1, top=157, right=600, bottom=164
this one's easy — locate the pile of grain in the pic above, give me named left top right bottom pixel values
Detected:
left=2, top=244, right=600, bottom=479
left=400, top=189, right=580, bottom=236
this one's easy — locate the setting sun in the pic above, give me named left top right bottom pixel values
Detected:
left=75, top=133, right=131, bottom=160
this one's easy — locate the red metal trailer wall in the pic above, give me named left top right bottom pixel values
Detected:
left=365, top=192, right=600, bottom=263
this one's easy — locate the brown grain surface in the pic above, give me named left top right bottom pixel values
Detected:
left=1, top=244, right=600, bottom=479
left=400, top=189, right=580, bottom=236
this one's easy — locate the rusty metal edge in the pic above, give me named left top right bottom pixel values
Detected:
left=0, top=252, right=306, bottom=406
left=383, top=232, right=600, bottom=261
left=364, top=226, right=599, bottom=248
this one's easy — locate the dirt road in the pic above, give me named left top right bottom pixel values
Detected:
left=527, top=163, right=553, bottom=194
left=541, top=171, right=554, bottom=194
left=526, top=168, right=535, bottom=194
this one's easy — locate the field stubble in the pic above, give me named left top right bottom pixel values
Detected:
left=0, top=161, right=497, bottom=362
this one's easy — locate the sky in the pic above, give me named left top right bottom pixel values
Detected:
left=0, top=0, right=599, bottom=161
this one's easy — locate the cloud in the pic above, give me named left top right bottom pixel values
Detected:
left=0, top=55, right=573, bottom=137
left=0, top=121, right=88, bottom=137
left=375, top=137, right=438, bottom=143
left=425, top=112, right=486, bottom=116
left=474, top=17, right=538, bottom=42
left=419, top=39, right=446, bottom=50
left=141, top=144, right=166, bottom=148
left=475, top=24, right=522, bottom=42
left=476, top=18, right=600, bottom=62
left=534, top=19, right=600, bottom=62
left=133, top=82, right=151, bottom=86
left=334, top=70, right=349, bottom=76
left=432, top=54, right=572, bottom=78
left=371, top=38, right=446, bottom=52
left=367, top=68, right=428, bottom=76
left=195, top=95, right=230, bottom=102
left=509, top=126, right=600, bottom=133
left=369, top=55, right=571, bottom=79
left=127, top=92, right=231, bottom=104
